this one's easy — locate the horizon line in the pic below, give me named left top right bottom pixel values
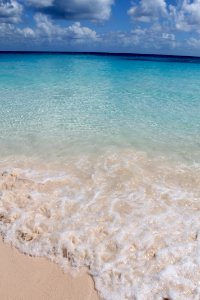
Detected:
left=0, top=51, right=200, bottom=59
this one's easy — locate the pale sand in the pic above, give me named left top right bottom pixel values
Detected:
left=0, top=238, right=100, bottom=300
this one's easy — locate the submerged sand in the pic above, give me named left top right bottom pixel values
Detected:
left=0, top=237, right=100, bottom=300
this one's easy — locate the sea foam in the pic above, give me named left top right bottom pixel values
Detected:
left=0, top=149, right=200, bottom=300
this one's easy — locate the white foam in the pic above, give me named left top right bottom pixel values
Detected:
left=0, top=150, right=200, bottom=300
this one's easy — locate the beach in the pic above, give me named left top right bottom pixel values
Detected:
left=0, top=53, right=200, bottom=299
left=0, top=237, right=100, bottom=300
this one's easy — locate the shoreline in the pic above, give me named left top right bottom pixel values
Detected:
left=0, top=237, right=100, bottom=300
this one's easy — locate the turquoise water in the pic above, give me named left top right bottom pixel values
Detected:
left=1, top=54, right=200, bottom=300
left=0, top=53, right=200, bottom=161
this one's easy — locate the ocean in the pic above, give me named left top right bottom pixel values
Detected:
left=0, top=53, right=200, bottom=299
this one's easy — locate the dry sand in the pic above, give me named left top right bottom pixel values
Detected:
left=0, top=237, right=100, bottom=300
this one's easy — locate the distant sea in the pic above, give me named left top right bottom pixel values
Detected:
left=0, top=53, right=200, bottom=300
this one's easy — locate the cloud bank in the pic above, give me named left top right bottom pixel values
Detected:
left=1, top=0, right=200, bottom=54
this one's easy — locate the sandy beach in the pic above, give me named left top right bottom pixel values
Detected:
left=0, top=237, right=100, bottom=300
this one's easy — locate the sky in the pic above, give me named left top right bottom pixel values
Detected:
left=0, top=0, right=200, bottom=55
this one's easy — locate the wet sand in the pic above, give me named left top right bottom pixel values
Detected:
left=0, top=237, right=100, bottom=300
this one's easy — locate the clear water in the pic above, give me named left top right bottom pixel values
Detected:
left=0, top=53, right=200, bottom=300
left=0, top=53, right=200, bottom=161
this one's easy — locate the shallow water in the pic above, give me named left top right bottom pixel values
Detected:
left=0, top=53, right=200, bottom=300
left=1, top=53, right=200, bottom=161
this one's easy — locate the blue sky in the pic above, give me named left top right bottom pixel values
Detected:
left=0, top=0, right=200, bottom=55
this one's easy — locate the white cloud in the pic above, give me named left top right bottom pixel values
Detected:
left=128, top=0, right=167, bottom=23
left=0, top=0, right=23, bottom=23
left=0, top=8, right=98, bottom=47
left=34, top=13, right=60, bottom=36
left=65, top=22, right=97, bottom=40
left=102, top=24, right=178, bottom=52
left=187, top=37, right=200, bottom=48
left=33, top=13, right=97, bottom=41
left=17, top=27, right=35, bottom=37
left=27, top=0, right=114, bottom=21
left=172, top=0, right=200, bottom=32
left=127, top=0, right=200, bottom=35
left=162, top=33, right=175, bottom=41
left=127, top=1, right=179, bottom=50
left=0, top=22, right=14, bottom=36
